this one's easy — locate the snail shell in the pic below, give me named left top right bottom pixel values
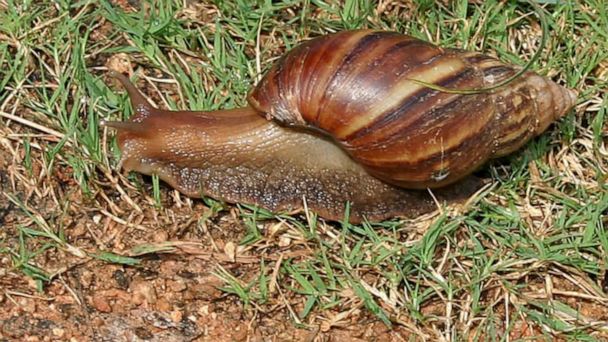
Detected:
left=105, top=30, right=577, bottom=222
left=249, top=30, right=576, bottom=188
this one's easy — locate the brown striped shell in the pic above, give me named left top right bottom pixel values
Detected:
left=248, top=30, right=577, bottom=189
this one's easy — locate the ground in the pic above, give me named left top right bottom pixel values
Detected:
left=1, top=0, right=607, bottom=341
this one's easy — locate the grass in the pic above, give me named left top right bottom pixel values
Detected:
left=1, top=0, right=607, bottom=340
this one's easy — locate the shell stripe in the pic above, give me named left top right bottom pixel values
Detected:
left=318, top=35, right=441, bottom=136
left=333, top=55, right=468, bottom=139
left=302, top=31, right=372, bottom=124
left=365, top=132, right=492, bottom=185
left=355, top=94, right=495, bottom=166
left=344, top=66, right=480, bottom=146
left=314, top=32, right=407, bottom=127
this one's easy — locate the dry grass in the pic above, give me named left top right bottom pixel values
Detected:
left=0, top=0, right=607, bottom=340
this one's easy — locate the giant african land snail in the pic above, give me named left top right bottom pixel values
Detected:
left=103, top=30, right=577, bottom=223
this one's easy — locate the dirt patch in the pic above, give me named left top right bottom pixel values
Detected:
left=0, top=254, right=416, bottom=341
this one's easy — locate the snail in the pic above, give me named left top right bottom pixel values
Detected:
left=103, top=30, right=577, bottom=223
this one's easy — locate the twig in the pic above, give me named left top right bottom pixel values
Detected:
left=0, top=111, right=65, bottom=140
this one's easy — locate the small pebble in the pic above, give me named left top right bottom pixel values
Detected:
left=91, top=295, right=112, bottom=313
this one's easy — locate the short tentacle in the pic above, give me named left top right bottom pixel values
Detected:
left=108, top=70, right=155, bottom=110
left=100, top=120, right=146, bottom=134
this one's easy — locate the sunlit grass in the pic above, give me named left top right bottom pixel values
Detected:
left=0, top=0, right=606, bottom=339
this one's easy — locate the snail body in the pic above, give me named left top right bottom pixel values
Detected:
left=104, top=30, right=576, bottom=222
